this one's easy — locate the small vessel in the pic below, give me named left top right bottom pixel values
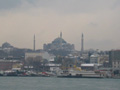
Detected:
left=57, top=69, right=104, bottom=78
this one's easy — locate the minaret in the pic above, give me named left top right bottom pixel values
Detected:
left=81, top=33, right=84, bottom=55
left=60, top=31, right=62, bottom=38
left=33, top=34, right=35, bottom=51
left=60, top=32, right=62, bottom=49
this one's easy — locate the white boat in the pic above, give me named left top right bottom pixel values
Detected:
left=57, top=69, right=104, bottom=78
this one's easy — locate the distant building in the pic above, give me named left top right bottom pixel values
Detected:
left=1, top=42, right=14, bottom=53
left=2, top=42, right=14, bottom=49
left=45, top=63, right=61, bottom=72
left=0, top=60, right=22, bottom=71
left=43, top=32, right=75, bottom=51
left=81, top=63, right=102, bottom=71
left=109, top=50, right=120, bottom=69
left=90, top=54, right=99, bottom=64
left=99, top=55, right=109, bottom=66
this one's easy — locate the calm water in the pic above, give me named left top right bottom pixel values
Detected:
left=0, top=77, right=120, bottom=90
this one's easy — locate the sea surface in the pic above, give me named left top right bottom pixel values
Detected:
left=0, top=77, right=120, bottom=90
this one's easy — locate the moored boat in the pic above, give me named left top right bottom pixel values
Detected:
left=57, top=69, right=104, bottom=78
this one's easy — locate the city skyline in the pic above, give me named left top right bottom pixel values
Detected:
left=0, top=0, right=120, bottom=50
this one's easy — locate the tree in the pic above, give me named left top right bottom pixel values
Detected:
left=61, top=58, right=75, bottom=70
left=24, top=56, right=43, bottom=72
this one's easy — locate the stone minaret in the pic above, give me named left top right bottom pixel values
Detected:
left=60, top=32, right=62, bottom=38
left=60, top=32, right=62, bottom=49
left=33, top=34, right=35, bottom=51
left=81, top=33, right=84, bottom=55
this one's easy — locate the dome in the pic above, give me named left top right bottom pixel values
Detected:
left=52, top=37, right=67, bottom=44
left=2, top=42, right=13, bottom=48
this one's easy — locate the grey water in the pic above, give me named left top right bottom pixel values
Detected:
left=0, top=77, right=120, bottom=90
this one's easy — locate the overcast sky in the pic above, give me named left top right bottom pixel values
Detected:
left=0, top=0, right=120, bottom=50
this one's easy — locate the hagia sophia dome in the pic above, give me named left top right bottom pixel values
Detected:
left=52, top=37, right=67, bottom=44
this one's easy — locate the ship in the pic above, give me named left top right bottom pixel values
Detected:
left=57, top=69, right=104, bottom=78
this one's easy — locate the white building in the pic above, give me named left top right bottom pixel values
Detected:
left=90, top=54, right=99, bottom=64
left=81, top=63, right=102, bottom=71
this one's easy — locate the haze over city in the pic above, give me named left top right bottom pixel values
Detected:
left=0, top=0, right=120, bottom=50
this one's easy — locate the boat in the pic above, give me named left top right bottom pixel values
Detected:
left=57, top=69, right=104, bottom=78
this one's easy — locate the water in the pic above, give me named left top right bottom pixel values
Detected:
left=0, top=77, right=120, bottom=90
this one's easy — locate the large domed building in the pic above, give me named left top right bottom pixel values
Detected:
left=2, top=42, right=13, bottom=49
left=43, top=32, right=75, bottom=51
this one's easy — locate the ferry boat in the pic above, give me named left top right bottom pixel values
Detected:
left=57, top=69, right=104, bottom=78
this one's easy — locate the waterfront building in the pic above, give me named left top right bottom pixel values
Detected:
left=81, top=64, right=95, bottom=71
left=0, top=59, right=22, bottom=71
left=99, top=55, right=109, bottom=66
left=109, top=50, right=120, bottom=69
left=81, top=63, right=102, bottom=71
left=45, top=63, right=61, bottom=72
left=90, top=54, right=99, bottom=64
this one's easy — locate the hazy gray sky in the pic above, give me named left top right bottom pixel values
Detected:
left=0, top=0, right=120, bottom=50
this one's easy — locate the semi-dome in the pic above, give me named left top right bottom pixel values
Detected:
left=52, top=37, right=67, bottom=44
